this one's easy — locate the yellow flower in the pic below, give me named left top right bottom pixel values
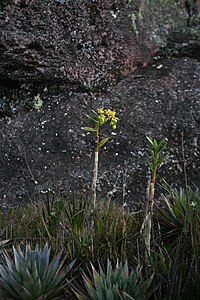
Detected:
left=96, top=108, right=119, bottom=129
left=105, top=109, right=116, bottom=119
left=98, top=114, right=106, bottom=126
left=110, top=116, right=119, bottom=129
left=97, top=108, right=104, bottom=115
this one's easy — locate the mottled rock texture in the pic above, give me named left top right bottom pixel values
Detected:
left=0, top=0, right=183, bottom=91
left=0, top=57, right=200, bottom=207
left=0, top=0, right=199, bottom=206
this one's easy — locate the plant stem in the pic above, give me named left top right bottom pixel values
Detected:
left=91, top=128, right=99, bottom=260
left=149, top=175, right=156, bottom=218
left=180, top=131, right=188, bottom=189
left=92, top=128, right=99, bottom=209
left=144, top=136, right=167, bottom=261
left=144, top=177, right=155, bottom=263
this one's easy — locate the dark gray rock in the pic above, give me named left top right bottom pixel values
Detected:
left=0, top=0, right=199, bottom=207
left=0, top=56, right=200, bottom=207
left=0, top=0, right=183, bottom=91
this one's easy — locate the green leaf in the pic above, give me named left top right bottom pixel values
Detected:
left=98, top=137, right=109, bottom=148
left=122, top=292, right=135, bottom=299
left=86, top=115, right=97, bottom=122
left=64, top=259, right=76, bottom=274
left=147, top=160, right=153, bottom=171
left=91, top=109, right=98, bottom=116
left=146, top=136, right=154, bottom=147
left=82, top=127, right=97, bottom=132
left=158, top=156, right=166, bottom=166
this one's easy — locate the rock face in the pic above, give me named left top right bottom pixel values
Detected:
left=0, top=0, right=151, bottom=90
left=0, top=0, right=182, bottom=92
left=0, top=0, right=200, bottom=206
left=0, top=56, right=200, bottom=207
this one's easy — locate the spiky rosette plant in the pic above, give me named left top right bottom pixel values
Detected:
left=0, top=243, right=75, bottom=300
left=73, top=260, right=154, bottom=300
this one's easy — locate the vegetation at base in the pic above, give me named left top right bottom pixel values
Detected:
left=0, top=186, right=199, bottom=299
left=0, top=129, right=199, bottom=299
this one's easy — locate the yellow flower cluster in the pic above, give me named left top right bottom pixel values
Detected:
left=97, top=108, right=119, bottom=129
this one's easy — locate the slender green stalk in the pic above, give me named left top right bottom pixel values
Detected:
left=83, top=108, right=119, bottom=209
left=142, top=137, right=167, bottom=261
left=83, top=108, right=119, bottom=258
left=92, top=128, right=99, bottom=208
left=180, top=131, right=188, bottom=189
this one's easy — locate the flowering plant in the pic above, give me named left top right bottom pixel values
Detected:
left=83, top=108, right=119, bottom=206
